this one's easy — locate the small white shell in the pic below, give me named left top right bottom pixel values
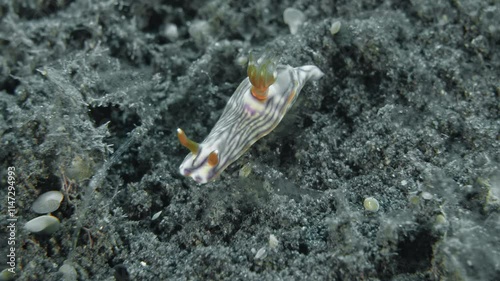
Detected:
left=363, top=197, right=380, bottom=212
left=254, top=247, right=267, bottom=260
left=0, top=268, right=15, bottom=281
left=58, top=263, right=77, bottom=281
left=24, top=215, right=60, bottom=234
left=421, top=191, right=433, bottom=200
left=151, top=211, right=162, bottom=221
left=269, top=234, right=279, bottom=249
left=330, top=21, right=341, bottom=35
left=239, top=163, right=252, bottom=178
left=32, top=191, right=64, bottom=214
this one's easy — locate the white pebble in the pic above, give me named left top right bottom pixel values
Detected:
left=165, top=23, right=178, bottom=41
left=254, top=247, right=267, bottom=260
left=330, top=21, right=341, bottom=35
left=269, top=234, right=279, bottom=249
left=283, top=8, right=306, bottom=35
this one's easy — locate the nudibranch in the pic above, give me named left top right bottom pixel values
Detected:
left=177, top=54, right=324, bottom=183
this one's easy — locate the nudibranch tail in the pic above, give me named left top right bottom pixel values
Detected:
left=247, top=52, right=277, bottom=101
left=296, top=65, right=325, bottom=83
left=177, top=128, right=199, bottom=155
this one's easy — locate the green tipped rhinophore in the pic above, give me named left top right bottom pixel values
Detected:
left=247, top=53, right=278, bottom=100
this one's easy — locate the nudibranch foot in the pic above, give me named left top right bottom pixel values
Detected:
left=178, top=57, right=324, bottom=184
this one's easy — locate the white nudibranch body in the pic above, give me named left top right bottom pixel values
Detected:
left=178, top=54, right=324, bottom=183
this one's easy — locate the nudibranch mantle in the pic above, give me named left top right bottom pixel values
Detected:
left=178, top=60, right=324, bottom=184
